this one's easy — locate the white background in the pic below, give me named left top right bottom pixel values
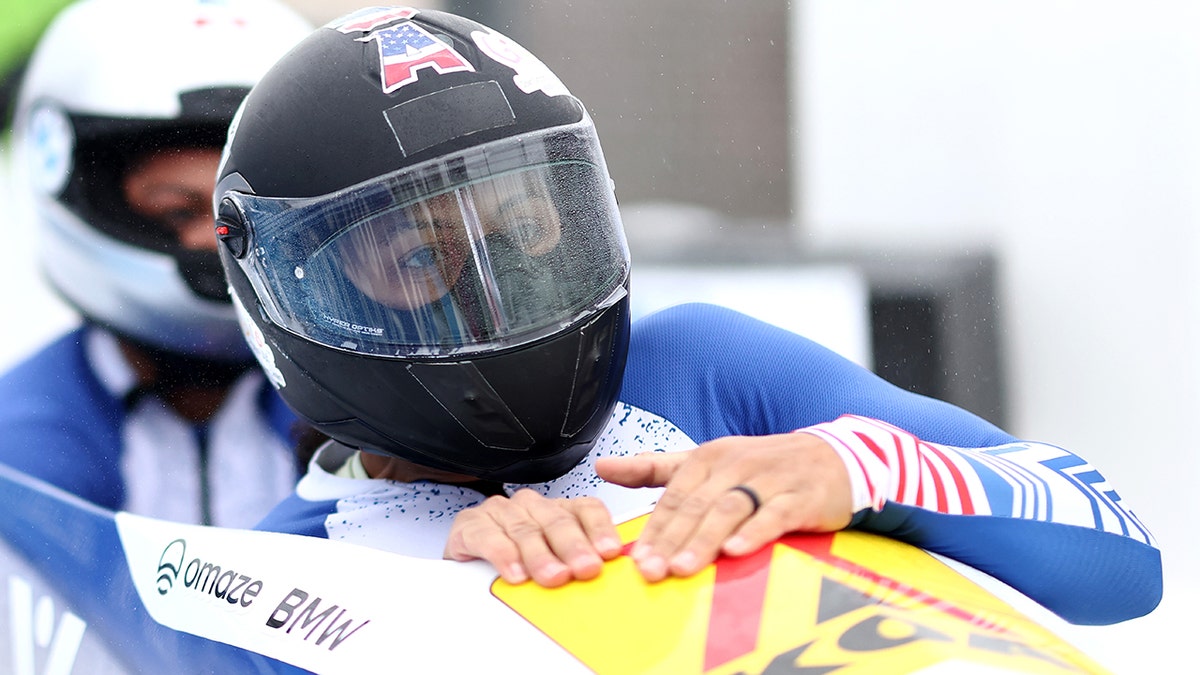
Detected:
left=795, top=2, right=1199, bottom=672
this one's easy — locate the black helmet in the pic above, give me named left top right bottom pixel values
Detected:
left=216, top=7, right=631, bottom=482
left=12, top=0, right=312, bottom=360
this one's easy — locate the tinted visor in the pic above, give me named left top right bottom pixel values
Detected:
left=228, top=122, right=629, bottom=357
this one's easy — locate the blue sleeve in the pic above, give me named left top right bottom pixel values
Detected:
left=857, top=505, right=1161, bottom=625
left=0, top=328, right=127, bottom=509
left=256, top=494, right=340, bottom=540
left=620, top=303, right=1162, bottom=624
left=621, top=303, right=1013, bottom=447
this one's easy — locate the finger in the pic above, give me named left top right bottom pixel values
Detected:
left=721, top=489, right=850, bottom=557
left=565, top=496, right=623, bottom=560
left=492, top=492, right=574, bottom=587
left=638, top=480, right=760, bottom=581
left=630, top=438, right=769, bottom=579
left=721, top=497, right=794, bottom=558
left=633, top=475, right=741, bottom=581
left=667, top=486, right=762, bottom=576
left=627, top=451, right=715, bottom=559
left=444, top=505, right=530, bottom=585
left=720, top=441, right=855, bottom=558
left=595, top=450, right=691, bottom=488
left=522, top=495, right=607, bottom=582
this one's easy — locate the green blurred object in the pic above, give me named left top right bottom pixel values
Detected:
left=0, top=0, right=75, bottom=130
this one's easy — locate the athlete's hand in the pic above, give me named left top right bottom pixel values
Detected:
left=443, top=489, right=623, bottom=587
left=595, top=432, right=853, bottom=582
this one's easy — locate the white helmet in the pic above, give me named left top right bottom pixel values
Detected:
left=11, top=0, right=312, bottom=360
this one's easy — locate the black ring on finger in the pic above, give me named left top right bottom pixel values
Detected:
left=729, top=485, right=762, bottom=515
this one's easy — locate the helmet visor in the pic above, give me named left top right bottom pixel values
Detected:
left=228, top=123, right=629, bottom=357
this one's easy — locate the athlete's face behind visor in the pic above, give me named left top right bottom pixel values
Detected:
left=226, top=125, right=630, bottom=359
left=336, top=171, right=563, bottom=313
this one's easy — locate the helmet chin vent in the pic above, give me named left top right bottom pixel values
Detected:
left=408, top=361, right=535, bottom=451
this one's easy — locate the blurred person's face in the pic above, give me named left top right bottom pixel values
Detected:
left=338, top=175, right=563, bottom=310
left=122, top=147, right=222, bottom=252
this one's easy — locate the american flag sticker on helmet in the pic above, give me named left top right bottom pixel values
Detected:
left=361, top=21, right=474, bottom=94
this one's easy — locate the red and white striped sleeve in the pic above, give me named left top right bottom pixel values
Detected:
left=797, top=413, right=1155, bottom=547
left=800, top=414, right=991, bottom=516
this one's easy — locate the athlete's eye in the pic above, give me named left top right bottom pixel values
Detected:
left=397, top=245, right=439, bottom=270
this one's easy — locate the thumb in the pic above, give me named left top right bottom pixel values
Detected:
left=596, top=450, right=691, bottom=488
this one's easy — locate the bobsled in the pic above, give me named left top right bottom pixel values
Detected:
left=0, top=463, right=1109, bottom=674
